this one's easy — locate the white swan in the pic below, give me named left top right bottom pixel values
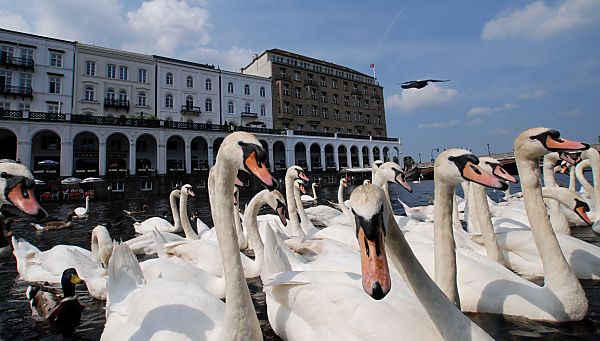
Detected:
left=262, top=185, right=492, bottom=340
left=102, top=131, right=276, bottom=341
left=574, top=148, right=599, bottom=224
left=12, top=224, right=114, bottom=285
left=74, top=195, right=90, bottom=218
left=133, top=185, right=196, bottom=234
left=0, top=161, right=47, bottom=219
left=300, top=182, right=318, bottom=203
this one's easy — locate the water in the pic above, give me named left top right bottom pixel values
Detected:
left=1, top=175, right=599, bottom=340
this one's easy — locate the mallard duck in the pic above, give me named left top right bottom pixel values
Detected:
left=27, top=268, right=85, bottom=329
left=123, top=204, right=150, bottom=216
left=31, top=211, right=76, bottom=231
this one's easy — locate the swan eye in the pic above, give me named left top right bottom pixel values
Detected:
left=0, top=172, right=8, bottom=178
left=238, top=141, right=245, bottom=147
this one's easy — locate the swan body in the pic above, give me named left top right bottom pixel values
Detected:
left=300, top=183, right=318, bottom=202
left=123, top=204, right=149, bottom=216
left=74, top=196, right=90, bottom=217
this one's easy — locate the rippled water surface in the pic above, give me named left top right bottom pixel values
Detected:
left=1, top=173, right=598, bottom=340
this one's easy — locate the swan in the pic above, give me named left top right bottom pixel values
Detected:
left=133, top=185, right=195, bottom=234
left=262, top=184, right=492, bottom=340
left=159, top=189, right=287, bottom=278
left=102, top=131, right=276, bottom=341
left=31, top=211, right=76, bottom=231
left=209, top=167, right=248, bottom=250
left=0, top=161, right=47, bottom=219
left=123, top=204, right=150, bottom=216
left=74, top=195, right=90, bottom=218
left=307, top=178, right=350, bottom=226
left=12, top=224, right=114, bottom=285
left=26, top=268, right=84, bottom=330
left=574, top=148, right=599, bottom=223
left=300, top=182, right=318, bottom=203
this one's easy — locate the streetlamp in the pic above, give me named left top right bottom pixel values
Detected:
left=487, top=143, right=491, bottom=155
left=418, top=153, right=422, bottom=163
left=431, top=148, right=439, bottom=162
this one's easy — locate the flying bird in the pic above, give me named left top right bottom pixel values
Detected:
left=400, top=79, right=450, bottom=90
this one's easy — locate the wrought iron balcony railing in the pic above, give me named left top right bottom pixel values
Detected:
left=180, top=105, right=202, bottom=116
left=104, top=98, right=130, bottom=111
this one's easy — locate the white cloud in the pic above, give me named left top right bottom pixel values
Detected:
left=466, top=103, right=517, bottom=116
left=386, top=84, right=458, bottom=113
left=183, top=46, right=256, bottom=71
left=0, top=11, right=31, bottom=32
left=489, top=127, right=509, bottom=136
left=519, top=90, right=547, bottom=99
left=468, top=118, right=484, bottom=125
left=558, top=109, right=581, bottom=116
left=418, top=120, right=459, bottom=129
left=482, top=0, right=600, bottom=41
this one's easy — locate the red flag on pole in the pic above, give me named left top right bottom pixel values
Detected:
left=370, top=63, right=375, bottom=68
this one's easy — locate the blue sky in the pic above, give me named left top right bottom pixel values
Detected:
left=2, top=0, right=599, bottom=160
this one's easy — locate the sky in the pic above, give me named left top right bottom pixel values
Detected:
left=1, top=0, right=599, bottom=161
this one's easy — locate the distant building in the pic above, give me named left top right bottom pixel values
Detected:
left=242, top=49, right=387, bottom=137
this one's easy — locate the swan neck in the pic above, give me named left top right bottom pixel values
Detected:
left=285, top=176, right=305, bottom=238
left=213, top=159, right=261, bottom=340
left=244, top=192, right=266, bottom=273
left=338, top=182, right=352, bottom=218
left=471, top=184, right=507, bottom=264
left=311, top=183, right=318, bottom=200
left=433, top=177, right=460, bottom=307
left=169, top=191, right=181, bottom=230
left=179, top=193, right=199, bottom=239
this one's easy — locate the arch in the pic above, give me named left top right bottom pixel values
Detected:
left=244, top=84, right=250, bottom=95
left=191, top=136, right=209, bottom=171
left=259, top=140, right=270, bottom=169
left=383, top=147, right=390, bottom=162
left=227, top=82, right=234, bottom=93
left=259, top=86, right=265, bottom=97
left=205, top=78, right=212, bottom=90
left=338, top=145, right=348, bottom=168
left=350, top=145, right=359, bottom=168
left=213, top=137, right=224, bottom=160
left=73, top=131, right=99, bottom=176
left=362, top=146, right=370, bottom=167
left=310, top=143, right=321, bottom=170
left=324, top=144, right=335, bottom=169
left=373, top=146, right=381, bottom=161
left=186, top=75, right=194, bottom=88
left=166, top=135, right=185, bottom=172
left=31, top=130, right=61, bottom=174
left=136, top=134, right=157, bottom=173
left=273, top=141, right=286, bottom=171
left=0, top=128, right=17, bottom=160
left=294, top=142, right=307, bottom=168
left=166, top=72, right=173, bottom=85
left=106, top=132, right=129, bottom=174
left=393, top=147, right=400, bottom=163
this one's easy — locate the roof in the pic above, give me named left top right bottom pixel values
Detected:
left=0, top=28, right=74, bottom=45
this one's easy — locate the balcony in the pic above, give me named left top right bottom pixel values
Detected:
left=276, top=74, right=291, bottom=81
left=180, top=105, right=202, bottom=116
left=234, top=126, right=285, bottom=135
left=0, top=85, right=33, bottom=98
left=294, top=130, right=335, bottom=138
left=29, top=111, right=66, bottom=121
left=304, top=79, right=318, bottom=87
left=0, top=55, right=34, bottom=71
left=71, top=114, right=160, bottom=127
left=240, top=112, right=258, bottom=118
left=104, top=98, right=130, bottom=111
left=0, top=109, right=24, bottom=119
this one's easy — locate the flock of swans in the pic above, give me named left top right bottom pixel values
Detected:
left=0, top=127, right=599, bottom=340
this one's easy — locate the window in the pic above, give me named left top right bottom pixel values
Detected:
left=118, top=89, right=127, bottom=102
left=111, top=182, right=124, bottom=192
left=228, top=101, right=234, bottom=113
left=310, top=89, right=317, bottom=100
left=283, top=102, right=290, bottom=113
left=107, top=64, right=116, bottom=78
left=363, top=87, right=368, bottom=95
left=165, top=94, right=173, bottom=108
left=344, top=96, right=349, bottom=106
left=205, top=98, right=212, bottom=112
left=84, top=86, right=95, bottom=101
left=294, top=71, right=300, bottom=81
left=311, top=125, right=317, bottom=131
left=358, top=113, right=363, bottom=122
left=260, top=105, right=266, bottom=116
left=296, top=105, right=303, bottom=116
left=259, top=87, right=265, bottom=97
left=366, top=115, right=371, bottom=124
left=118, top=66, right=128, bottom=80
left=334, top=109, right=340, bottom=120
left=106, top=88, right=115, bottom=100
left=136, top=68, right=146, bottom=82
left=364, top=100, right=369, bottom=108
left=345, top=112, right=350, bottom=121
left=138, top=92, right=147, bottom=106
left=378, top=115, right=382, bottom=124
left=333, top=94, right=338, bottom=104
left=50, top=52, right=63, bottom=67
left=49, top=76, right=61, bottom=94
left=282, top=123, right=290, bottom=129
left=336, top=128, right=341, bottom=133
left=283, top=84, right=289, bottom=96
left=186, top=96, right=194, bottom=109
left=21, top=48, right=33, bottom=62
left=244, top=84, right=250, bottom=95
left=141, top=180, right=153, bottom=191
left=205, top=78, right=212, bottom=90
left=343, top=82, right=348, bottom=90
left=0, top=102, right=10, bottom=110
left=322, top=108, right=328, bottom=119
left=323, top=127, right=330, bottom=133
left=244, top=102, right=251, bottom=113
left=312, top=106, right=317, bottom=117
left=297, top=124, right=303, bottom=131
left=227, top=82, right=234, bottom=93
left=47, top=103, right=59, bottom=113
left=0, top=70, right=12, bottom=88
left=321, top=92, right=327, bottom=103
left=376, top=101, right=381, bottom=110
left=85, top=60, right=96, bottom=76
left=17, top=103, right=30, bottom=111
left=279, top=68, right=286, bottom=78
left=295, top=87, right=302, bottom=98
left=19, top=73, right=32, bottom=88
left=347, top=129, right=353, bottom=134
left=332, top=79, right=337, bottom=89
left=320, top=76, right=326, bottom=86
left=166, top=72, right=173, bottom=85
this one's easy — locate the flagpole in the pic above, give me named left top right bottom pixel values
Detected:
left=370, top=63, right=377, bottom=85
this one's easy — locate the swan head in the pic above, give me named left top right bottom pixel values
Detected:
left=286, top=165, right=309, bottom=183
left=435, top=149, right=508, bottom=190
left=180, top=184, right=195, bottom=197
left=542, top=187, right=593, bottom=226
left=217, top=132, right=277, bottom=190
left=264, top=190, right=288, bottom=226
left=373, top=160, right=384, bottom=171
left=515, top=127, right=589, bottom=159
left=350, top=184, right=391, bottom=300
left=340, top=177, right=348, bottom=187
left=363, top=179, right=372, bottom=185
left=294, top=179, right=307, bottom=194
left=375, top=162, right=413, bottom=193
left=479, top=157, right=518, bottom=184
left=0, top=162, right=47, bottom=219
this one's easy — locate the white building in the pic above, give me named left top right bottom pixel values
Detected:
left=0, top=28, right=74, bottom=115
left=73, top=43, right=156, bottom=119
left=220, top=69, right=272, bottom=128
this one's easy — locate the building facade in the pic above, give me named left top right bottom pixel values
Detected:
left=220, top=69, right=272, bottom=129
left=242, top=49, right=387, bottom=137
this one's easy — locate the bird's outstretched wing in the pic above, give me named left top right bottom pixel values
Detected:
left=424, top=79, right=450, bottom=83
left=400, top=80, right=416, bottom=85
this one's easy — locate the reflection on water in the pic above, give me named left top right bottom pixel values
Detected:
left=0, top=174, right=599, bottom=340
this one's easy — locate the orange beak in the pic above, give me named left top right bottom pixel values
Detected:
left=7, top=184, right=47, bottom=219
left=394, top=173, right=413, bottom=193
left=462, top=161, right=508, bottom=190
left=244, top=151, right=277, bottom=190
left=299, top=171, right=309, bottom=182
left=358, top=226, right=391, bottom=300
left=574, top=200, right=593, bottom=226
left=276, top=206, right=287, bottom=226
left=546, top=136, right=590, bottom=152
left=235, top=178, right=244, bottom=187
left=492, top=164, right=518, bottom=184
left=298, top=183, right=307, bottom=194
